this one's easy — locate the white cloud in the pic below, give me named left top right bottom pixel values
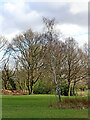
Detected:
left=56, top=24, right=87, bottom=35
left=70, top=2, right=88, bottom=14
left=3, top=1, right=29, bottom=15
left=0, top=1, right=88, bottom=47
left=0, top=15, right=3, bottom=31
left=1, top=1, right=42, bottom=33
left=4, top=3, right=15, bottom=13
left=75, top=33, right=88, bottom=47
left=56, top=24, right=88, bottom=47
left=4, top=31, right=21, bottom=42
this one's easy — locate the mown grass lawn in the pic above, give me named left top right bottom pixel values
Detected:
left=2, top=95, right=88, bottom=118
left=77, top=91, right=89, bottom=96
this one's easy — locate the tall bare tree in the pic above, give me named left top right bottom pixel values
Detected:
left=64, top=37, right=88, bottom=96
left=43, top=17, right=64, bottom=102
left=8, top=29, right=45, bottom=94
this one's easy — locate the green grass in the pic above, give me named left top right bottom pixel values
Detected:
left=2, top=95, right=88, bottom=118
left=77, top=91, right=89, bottom=95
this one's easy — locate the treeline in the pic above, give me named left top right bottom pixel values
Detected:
left=0, top=18, right=88, bottom=97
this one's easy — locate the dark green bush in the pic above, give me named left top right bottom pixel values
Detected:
left=33, top=80, right=52, bottom=94
left=61, top=83, right=73, bottom=96
left=34, top=80, right=74, bottom=95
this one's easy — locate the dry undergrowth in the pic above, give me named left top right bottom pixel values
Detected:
left=49, top=98, right=88, bottom=109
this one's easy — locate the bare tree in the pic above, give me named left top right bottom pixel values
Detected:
left=2, top=63, right=16, bottom=91
left=14, top=60, right=28, bottom=92
left=8, top=29, right=45, bottom=95
left=64, top=37, right=88, bottom=96
left=43, top=17, right=64, bottom=102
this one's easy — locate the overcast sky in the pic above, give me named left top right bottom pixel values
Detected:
left=0, top=0, right=88, bottom=47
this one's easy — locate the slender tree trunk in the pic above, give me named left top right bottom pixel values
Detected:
left=3, top=78, right=7, bottom=89
left=32, top=86, right=34, bottom=94
left=68, top=59, right=71, bottom=96
left=30, top=84, right=32, bottom=94
left=73, top=86, right=75, bottom=96
left=68, top=67, right=71, bottom=96
left=73, top=81, right=76, bottom=96
left=30, top=67, right=34, bottom=94
left=28, top=88, right=30, bottom=95
left=4, top=82, right=7, bottom=90
left=28, top=80, right=30, bottom=95
left=68, top=82, right=70, bottom=96
left=57, top=90, right=61, bottom=102
left=51, top=67, right=61, bottom=102
left=30, top=84, right=34, bottom=94
left=68, top=87, right=70, bottom=96
left=30, top=77, right=33, bottom=94
left=24, top=80, right=27, bottom=93
left=27, top=71, right=31, bottom=95
left=50, top=49, right=61, bottom=102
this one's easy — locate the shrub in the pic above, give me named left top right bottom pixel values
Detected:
left=61, top=83, right=73, bottom=96
left=33, top=80, right=52, bottom=94
left=79, top=84, right=88, bottom=91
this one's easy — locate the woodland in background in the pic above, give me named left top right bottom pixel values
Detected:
left=0, top=18, right=88, bottom=99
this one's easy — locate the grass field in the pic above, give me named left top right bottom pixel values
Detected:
left=77, top=91, right=89, bottom=96
left=2, top=95, right=88, bottom=118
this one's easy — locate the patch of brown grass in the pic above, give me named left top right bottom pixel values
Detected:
left=49, top=98, right=88, bottom=109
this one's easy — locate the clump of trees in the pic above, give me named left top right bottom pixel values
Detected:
left=0, top=18, right=88, bottom=101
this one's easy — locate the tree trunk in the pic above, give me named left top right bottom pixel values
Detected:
left=27, top=71, right=31, bottom=95
left=28, top=78, right=30, bottom=95
left=4, top=83, right=7, bottom=90
left=68, top=59, right=71, bottom=96
left=30, top=84, right=32, bottom=94
left=30, top=77, right=34, bottom=94
left=73, top=81, right=76, bottom=96
left=30, top=68, right=34, bottom=94
left=31, top=84, right=34, bottom=94
left=68, top=83, right=70, bottom=96
left=28, top=88, right=31, bottom=95
left=57, top=90, right=61, bottom=102
left=24, top=80, right=27, bottom=93
left=51, top=65, right=61, bottom=102
left=73, top=86, right=75, bottom=96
